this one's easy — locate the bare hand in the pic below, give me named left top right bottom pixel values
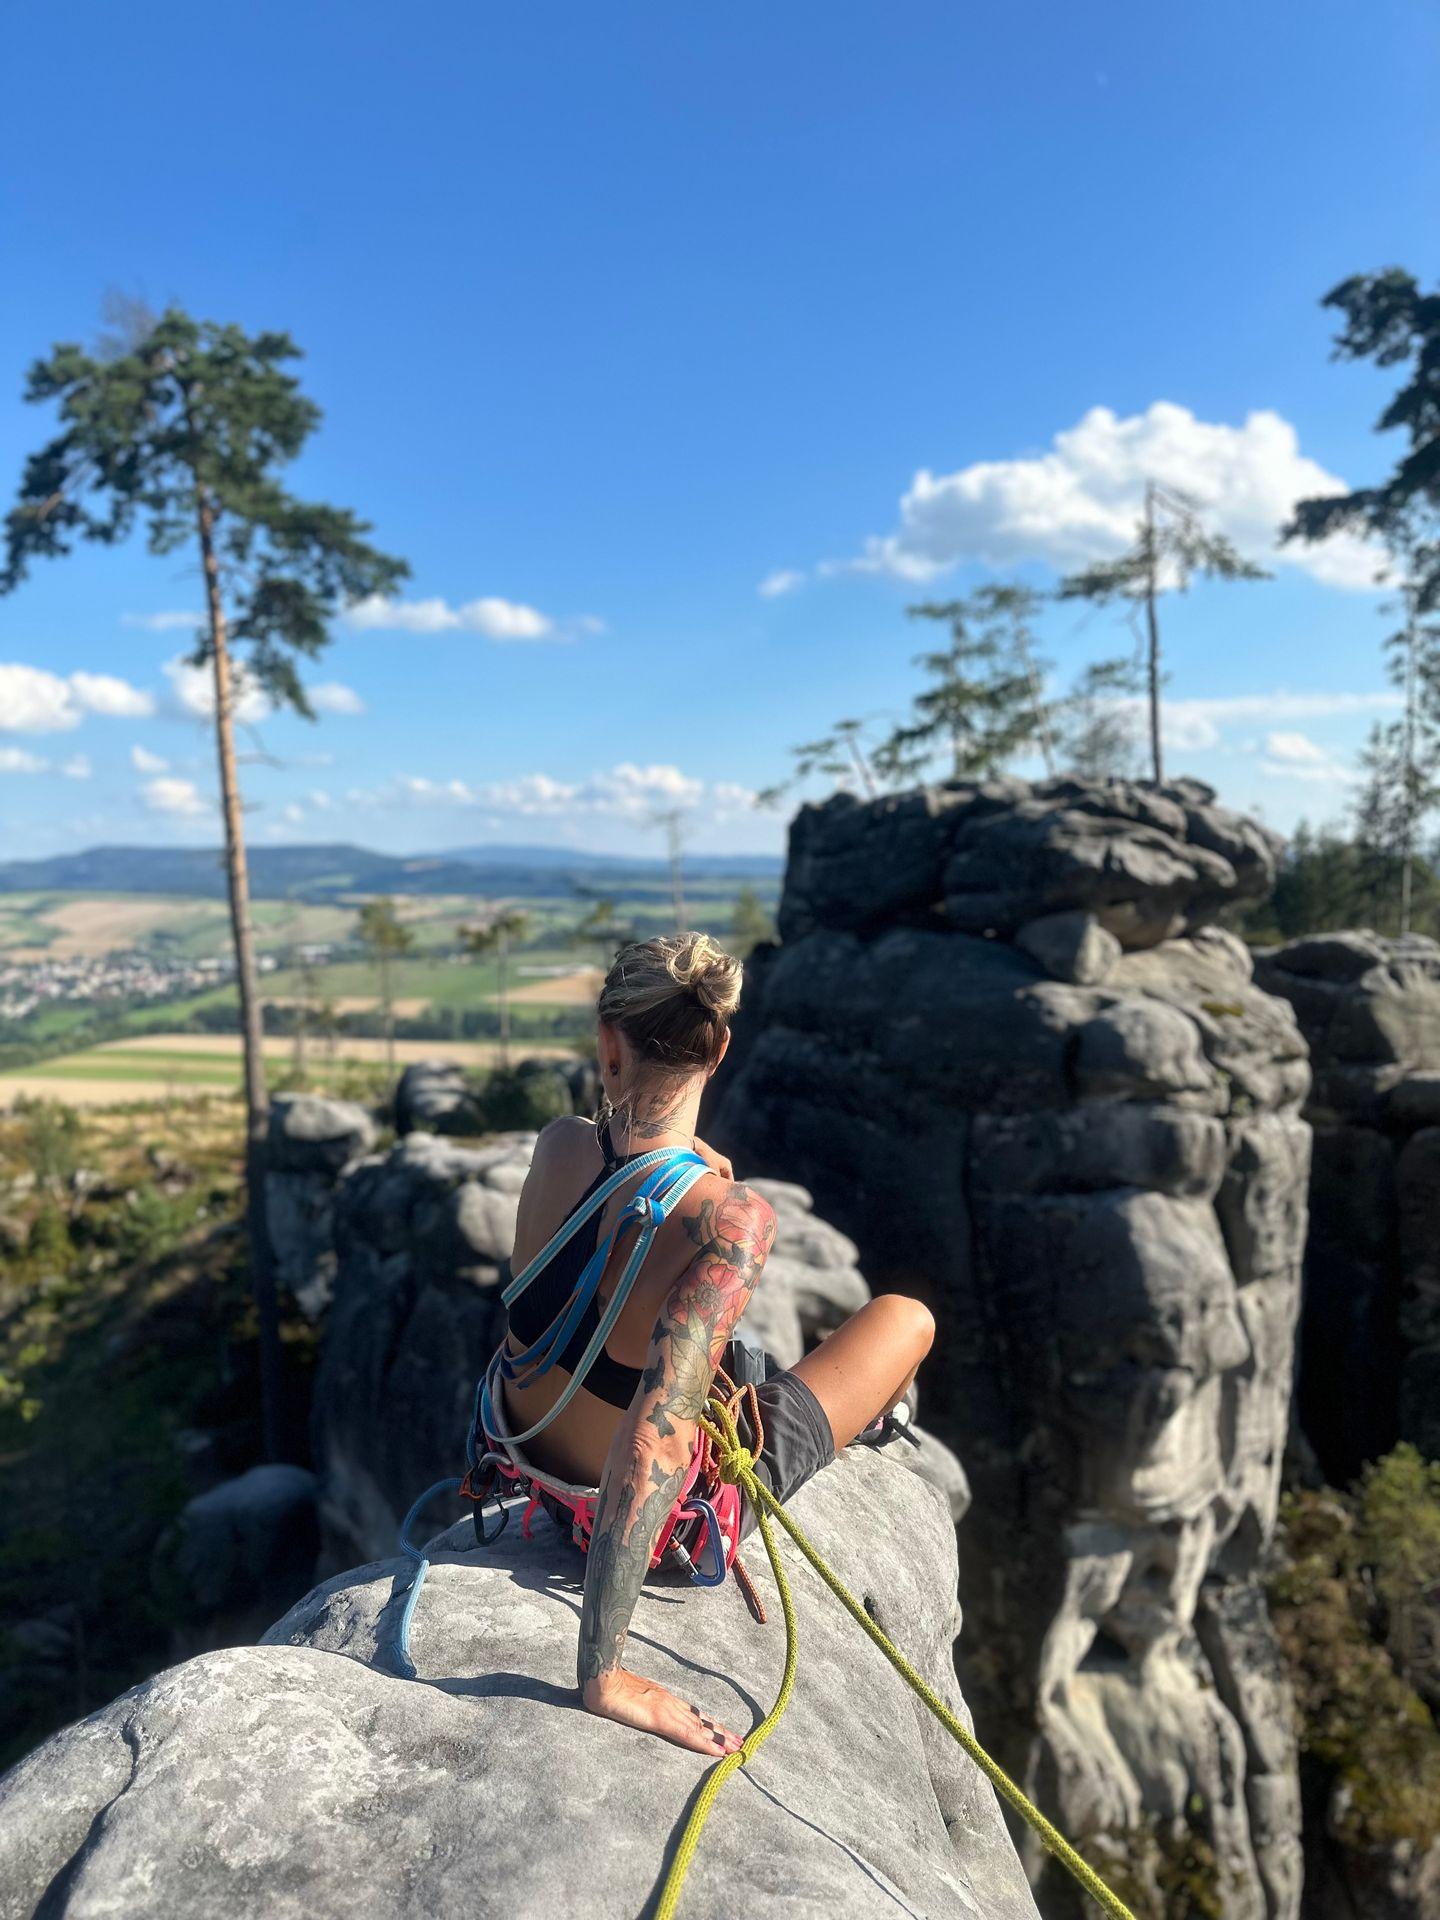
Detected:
left=691, top=1137, right=734, bottom=1182
left=583, top=1668, right=743, bottom=1757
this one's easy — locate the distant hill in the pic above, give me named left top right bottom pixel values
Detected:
left=0, top=842, right=783, bottom=903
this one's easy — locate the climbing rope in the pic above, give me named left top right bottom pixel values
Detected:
left=655, top=1398, right=1136, bottom=1920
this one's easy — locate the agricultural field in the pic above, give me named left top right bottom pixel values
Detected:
left=0, top=1030, right=578, bottom=1107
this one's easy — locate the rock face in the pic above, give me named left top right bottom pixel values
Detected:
left=0, top=1451, right=1039, bottom=1920
left=709, top=777, right=1310, bottom=1919
left=264, top=1094, right=376, bottom=1319
left=311, top=1131, right=531, bottom=1565
left=310, top=1126, right=966, bottom=1563
left=1255, top=931, right=1440, bottom=1476
left=154, top=1465, right=320, bottom=1650
left=393, top=1058, right=489, bottom=1137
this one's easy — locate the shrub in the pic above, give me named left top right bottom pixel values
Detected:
left=1269, top=1446, right=1440, bottom=1853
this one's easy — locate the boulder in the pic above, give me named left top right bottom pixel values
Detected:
left=393, top=1058, right=487, bottom=1137
left=1258, top=932, right=1440, bottom=1478
left=264, top=1095, right=377, bottom=1318
left=0, top=1452, right=1040, bottom=1920
left=1015, top=908, right=1121, bottom=985
left=155, top=1465, right=320, bottom=1639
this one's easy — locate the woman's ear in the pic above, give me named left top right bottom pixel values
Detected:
left=710, top=1027, right=732, bottom=1074
left=597, top=1019, right=623, bottom=1081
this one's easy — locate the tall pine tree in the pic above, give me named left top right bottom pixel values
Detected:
left=0, top=308, right=408, bottom=1458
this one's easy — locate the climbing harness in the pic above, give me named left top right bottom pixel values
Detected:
left=653, top=1396, right=1137, bottom=1920
left=394, top=1145, right=765, bottom=1676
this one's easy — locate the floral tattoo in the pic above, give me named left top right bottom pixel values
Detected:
left=576, top=1185, right=775, bottom=1690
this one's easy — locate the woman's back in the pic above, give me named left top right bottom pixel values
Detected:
left=502, top=1114, right=732, bottom=1484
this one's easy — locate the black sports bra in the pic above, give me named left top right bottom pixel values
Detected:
left=505, top=1125, right=649, bottom=1410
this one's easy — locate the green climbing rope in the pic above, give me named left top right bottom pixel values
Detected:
left=655, top=1397, right=1136, bottom=1920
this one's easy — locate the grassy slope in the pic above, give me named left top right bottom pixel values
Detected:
left=0, top=1101, right=315, bottom=1769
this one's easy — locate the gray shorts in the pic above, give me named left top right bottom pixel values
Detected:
left=731, top=1365, right=836, bottom=1539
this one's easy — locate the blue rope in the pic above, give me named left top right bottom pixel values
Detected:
left=394, top=1476, right=465, bottom=1677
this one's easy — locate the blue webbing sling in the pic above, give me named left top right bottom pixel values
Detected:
left=394, top=1143, right=710, bottom=1674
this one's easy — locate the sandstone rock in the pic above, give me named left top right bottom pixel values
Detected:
left=264, top=1095, right=379, bottom=1318
left=155, top=1465, right=319, bottom=1632
left=710, top=775, right=1309, bottom=1918
left=1016, top=908, right=1121, bottom=984
left=393, top=1058, right=487, bottom=1137
left=266, top=1093, right=376, bottom=1173
left=1259, top=932, right=1440, bottom=1479
left=0, top=1452, right=1040, bottom=1920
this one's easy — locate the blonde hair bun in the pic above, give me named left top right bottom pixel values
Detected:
left=666, top=931, right=742, bottom=1018
left=596, top=931, right=742, bottom=1070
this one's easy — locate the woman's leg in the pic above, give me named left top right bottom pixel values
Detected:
left=788, top=1293, right=936, bottom=1454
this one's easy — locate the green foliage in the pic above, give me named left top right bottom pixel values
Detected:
left=1284, top=269, right=1440, bottom=616
left=17, top=1097, right=80, bottom=1194
left=1269, top=1447, right=1440, bottom=1853
left=729, top=883, right=774, bottom=958
left=356, top=896, right=414, bottom=960
left=1232, top=816, right=1440, bottom=942
left=478, top=1061, right=574, bottom=1132
left=1086, top=1816, right=1227, bottom=1920
left=876, top=585, right=1052, bottom=782
left=0, top=307, right=408, bottom=710
left=1056, top=653, right=1146, bottom=779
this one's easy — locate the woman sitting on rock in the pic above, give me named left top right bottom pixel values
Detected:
left=503, top=931, right=935, bottom=1755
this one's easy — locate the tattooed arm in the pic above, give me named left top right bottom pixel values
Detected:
left=577, top=1181, right=775, bottom=1755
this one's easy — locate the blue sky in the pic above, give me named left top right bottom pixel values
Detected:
left=1, top=0, right=1435, bottom=860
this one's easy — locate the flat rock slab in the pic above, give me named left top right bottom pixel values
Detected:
left=0, top=1451, right=1038, bottom=1920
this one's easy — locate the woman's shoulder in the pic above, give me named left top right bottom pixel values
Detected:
left=533, top=1113, right=600, bottom=1165
left=673, top=1167, right=776, bottom=1255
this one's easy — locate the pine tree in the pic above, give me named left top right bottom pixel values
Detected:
left=358, top=897, right=414, bottom=1081
left=0, top=307, right=407, bottom=1459
left=874, top=584, right=1051, bottom=783
left=1058, top=482, right=1268, bottom=784
left=1285, top=271, right=1440, bottom=933
left=459, top=908, right=531, bottom=1067
left=729, top=884, right=774, bottom=959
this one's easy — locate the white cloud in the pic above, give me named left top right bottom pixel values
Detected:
left=143, top=775, right=211, bottom=817
left=281, top=801, right=306, bottom=824
left=0, top=663, right=154, bottom=733
left=164, top=654, right=270, bottom=724
left=812, top=403, right=1383, bottom=592
left=386, top=761, right=754, bottom=825
left=121, top=611, right=202, bottom=632
left=308, top=789, right=333, bottom=810
left=0, top=746, right=47, bottom=773
left=758, top=569, right=805, bottom=599
left=60, top=754, right=92, bottom=780
left=307, top=681, right=365, bottom=716
left=131, top=744, right=169, bottom=774
left=69, top=672, right=156, bottom=718
left=1110, top=688, right=1404, bottom=754
left=345, top=593, right=596, bottom=642
left=1257, top=729, right=1356, bottom=785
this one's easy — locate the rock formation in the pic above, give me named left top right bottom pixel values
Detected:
left=263, top=1094, right=377, bottom=1319
left=0, top=1450, right=1038, bottom=1920
left=1254, top=930, right=1440, bottom=1475
left=709, top=776, right=1312, bottom=1919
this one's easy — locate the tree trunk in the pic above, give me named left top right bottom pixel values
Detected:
left=382, top=950, right=395, bottom=1080
left=499, top=931, right=510, bottom=1068
left=1144, top=482, right=1164, bottom=786
left=1400, top=585, right=1418, bottom=937
left=197, top=486, right=282, bottom=1464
